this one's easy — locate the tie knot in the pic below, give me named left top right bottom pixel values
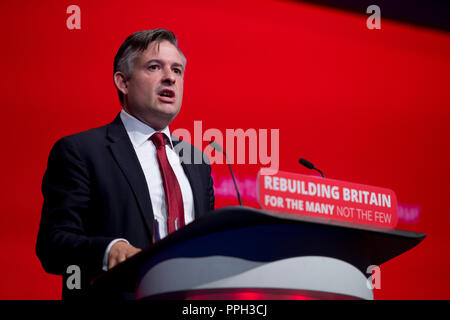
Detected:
left=150, top=133, right=166, bottom=150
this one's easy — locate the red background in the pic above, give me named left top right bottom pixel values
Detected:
left=1, top=0, right=449, bottom=299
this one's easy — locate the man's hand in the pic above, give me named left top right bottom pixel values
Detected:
left=108, top=241, right=142, bottom=270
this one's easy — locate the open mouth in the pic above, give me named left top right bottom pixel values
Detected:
left=158, top=88, right=175, bottom=102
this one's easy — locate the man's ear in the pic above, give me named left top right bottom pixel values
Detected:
left=114, top=71, right=129, bottom=96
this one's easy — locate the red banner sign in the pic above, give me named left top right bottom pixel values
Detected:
left=257, top=170, right=398, bottom=229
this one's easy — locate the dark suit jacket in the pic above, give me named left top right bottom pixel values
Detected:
left=36, top=114, right=215, bottom=299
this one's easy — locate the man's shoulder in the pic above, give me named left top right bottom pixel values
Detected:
left=171, top=136, right=211, bottom=166
left=50, top=118, right=120, bottom=155
left=56, top=125, right=108, bottom=147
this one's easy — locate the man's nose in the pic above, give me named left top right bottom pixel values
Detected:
left=162, top=67, right=176, bottom=85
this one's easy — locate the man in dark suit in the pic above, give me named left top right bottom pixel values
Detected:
left=36, top=29, right=215, bottom=299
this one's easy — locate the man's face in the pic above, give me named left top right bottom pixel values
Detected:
left=123, top=41, right=185, bottom=130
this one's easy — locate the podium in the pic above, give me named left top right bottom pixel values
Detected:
left=90, top=206, right=425, bottom=300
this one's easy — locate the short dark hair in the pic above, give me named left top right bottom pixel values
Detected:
left=113, top=28, right=185, bottom=105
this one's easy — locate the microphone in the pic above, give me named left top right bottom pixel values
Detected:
left=299, top=158, right=325, bottom=178
left=209, top=140, right=243, bottom=206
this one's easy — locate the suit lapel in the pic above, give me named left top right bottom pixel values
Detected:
left=106, top=115, right=154, bottom=238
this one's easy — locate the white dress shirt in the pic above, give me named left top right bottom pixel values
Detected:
left=102, top=109, right=195, bottom=271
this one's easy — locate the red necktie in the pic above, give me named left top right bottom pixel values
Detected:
left=150, top=133, right=185, bottom=234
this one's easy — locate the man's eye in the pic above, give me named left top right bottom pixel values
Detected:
left=173, top=68, right=182, bottom=75
left=148, top=65, right=159, bottom=70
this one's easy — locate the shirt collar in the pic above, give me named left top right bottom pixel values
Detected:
left=120, top=109, right=174, bottom=149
